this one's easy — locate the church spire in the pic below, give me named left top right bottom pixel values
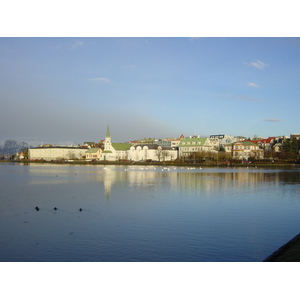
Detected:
left=106, top=124, right=111, bottom=139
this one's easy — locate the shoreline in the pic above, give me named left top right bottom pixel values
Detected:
left=1, top=160, right=300, bottom=169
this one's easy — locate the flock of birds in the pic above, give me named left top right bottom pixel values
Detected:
left=123, top=166, right=202, bottom=171
left=35, top=206, right=82, bottom=212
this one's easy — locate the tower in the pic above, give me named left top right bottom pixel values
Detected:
left=106, top=124, right=111, bottom=142
left=104, top=124, right=112, bottom=151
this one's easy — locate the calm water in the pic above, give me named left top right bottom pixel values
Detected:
left=0, top=163, right=299, bottom=262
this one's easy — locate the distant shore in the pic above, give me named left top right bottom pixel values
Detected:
left=1, top=159, right=300, bottom=168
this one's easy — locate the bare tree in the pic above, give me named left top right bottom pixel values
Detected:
left=156, top=147, right=162, bottom=161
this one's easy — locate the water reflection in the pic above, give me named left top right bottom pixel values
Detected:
left=1, top=163, right=300, bottom=262
left=26, top=165, right=300, bottom=200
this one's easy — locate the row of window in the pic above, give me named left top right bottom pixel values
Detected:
left=180, top=147, right=203, bottom=151
left=234, top=146, right=257, bottom=150
left=181, top=142, right=202, bottom=145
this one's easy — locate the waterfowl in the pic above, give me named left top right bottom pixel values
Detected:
left=35, top=206, right=40, bottom=211
left=54, top=207, right=57, bottom=210
left=79, top=208, right=82, bottom=212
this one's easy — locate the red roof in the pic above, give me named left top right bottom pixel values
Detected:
left=252, top=137, right=275, bottom=144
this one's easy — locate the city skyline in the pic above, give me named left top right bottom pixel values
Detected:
left=1, top=37, right=299, bottom=145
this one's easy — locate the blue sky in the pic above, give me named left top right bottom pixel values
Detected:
left=0, top=37, right=299, bottom=144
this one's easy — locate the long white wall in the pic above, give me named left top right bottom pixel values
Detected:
left=29, top=148, right=87, bottom=160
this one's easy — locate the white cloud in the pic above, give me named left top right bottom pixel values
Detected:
left=89, top=77, right=110, bottom=83
left=244, top=60, right=268, bottom=70
left=265, top=118, right=282, bottom=122
left=188, top=37, right=203, bottom=42
left=125, top=65, right=137, bottom=69
left=217, top=91, right=263, bottom=103
left=72, top=40, right=83, bottom=48
left=237, top=94, right=262, bottom=102
left=247, top=82, right=259, bottom=88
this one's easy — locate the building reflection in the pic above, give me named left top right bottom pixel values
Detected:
left=101, top=166, right=284, bottom=199
left=27, top=164, right=289, bottom=200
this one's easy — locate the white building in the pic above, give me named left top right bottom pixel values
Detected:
left=29, top=146, right=88, bottom=161
left=128, top=144, right=178, bottom=162
left=100, top=125, right=131, bottom=161
left=178, top=136, right=216, bottom=159
left=209, top=134, right=237, bottom=148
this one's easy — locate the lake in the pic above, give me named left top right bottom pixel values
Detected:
left=0, top=163, right=299, bottom=262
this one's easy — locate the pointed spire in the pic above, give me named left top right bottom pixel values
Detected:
left=106, top=124, right=111, bottom=139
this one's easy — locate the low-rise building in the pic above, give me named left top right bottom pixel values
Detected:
left=224, top=141, right=264, bottom=160
left=85, top=148, right=102, bottom=160
left=178, top=136, right=216, bottom=159
left=128, top=144, right=178, bottom=162
left=251, top=137, right=276, bottom=150
left=209, top=134, right=237, bottom=147
left=154, top=138, right=181, bottom=148
left=29, top=146, right=88, bottom=161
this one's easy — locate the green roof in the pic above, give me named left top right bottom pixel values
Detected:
left=112, top=143, right=132, bottom=151
left=236, top=141, right=257, bottom=146
left=179, top=137, right=208, bottom=147
left=86, top=148, right=101, bottom=153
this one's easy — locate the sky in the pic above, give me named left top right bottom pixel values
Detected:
left=0, top=37, right=299, bottom=145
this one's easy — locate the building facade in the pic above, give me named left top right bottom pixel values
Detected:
left=154, top=138, right=181, bottom=148
left=209, top=134, right=237, bottom=147
left=128, top=144, right=178, bottom=162
left=178, top=136, right=216, bottom=159
left=224, top=141, right=264, bottom=160
left=85, top=148, right=102, bottom=160
left=29, top=146, right=88, bottom=161
left=251, top=137, right=276, bottom=150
